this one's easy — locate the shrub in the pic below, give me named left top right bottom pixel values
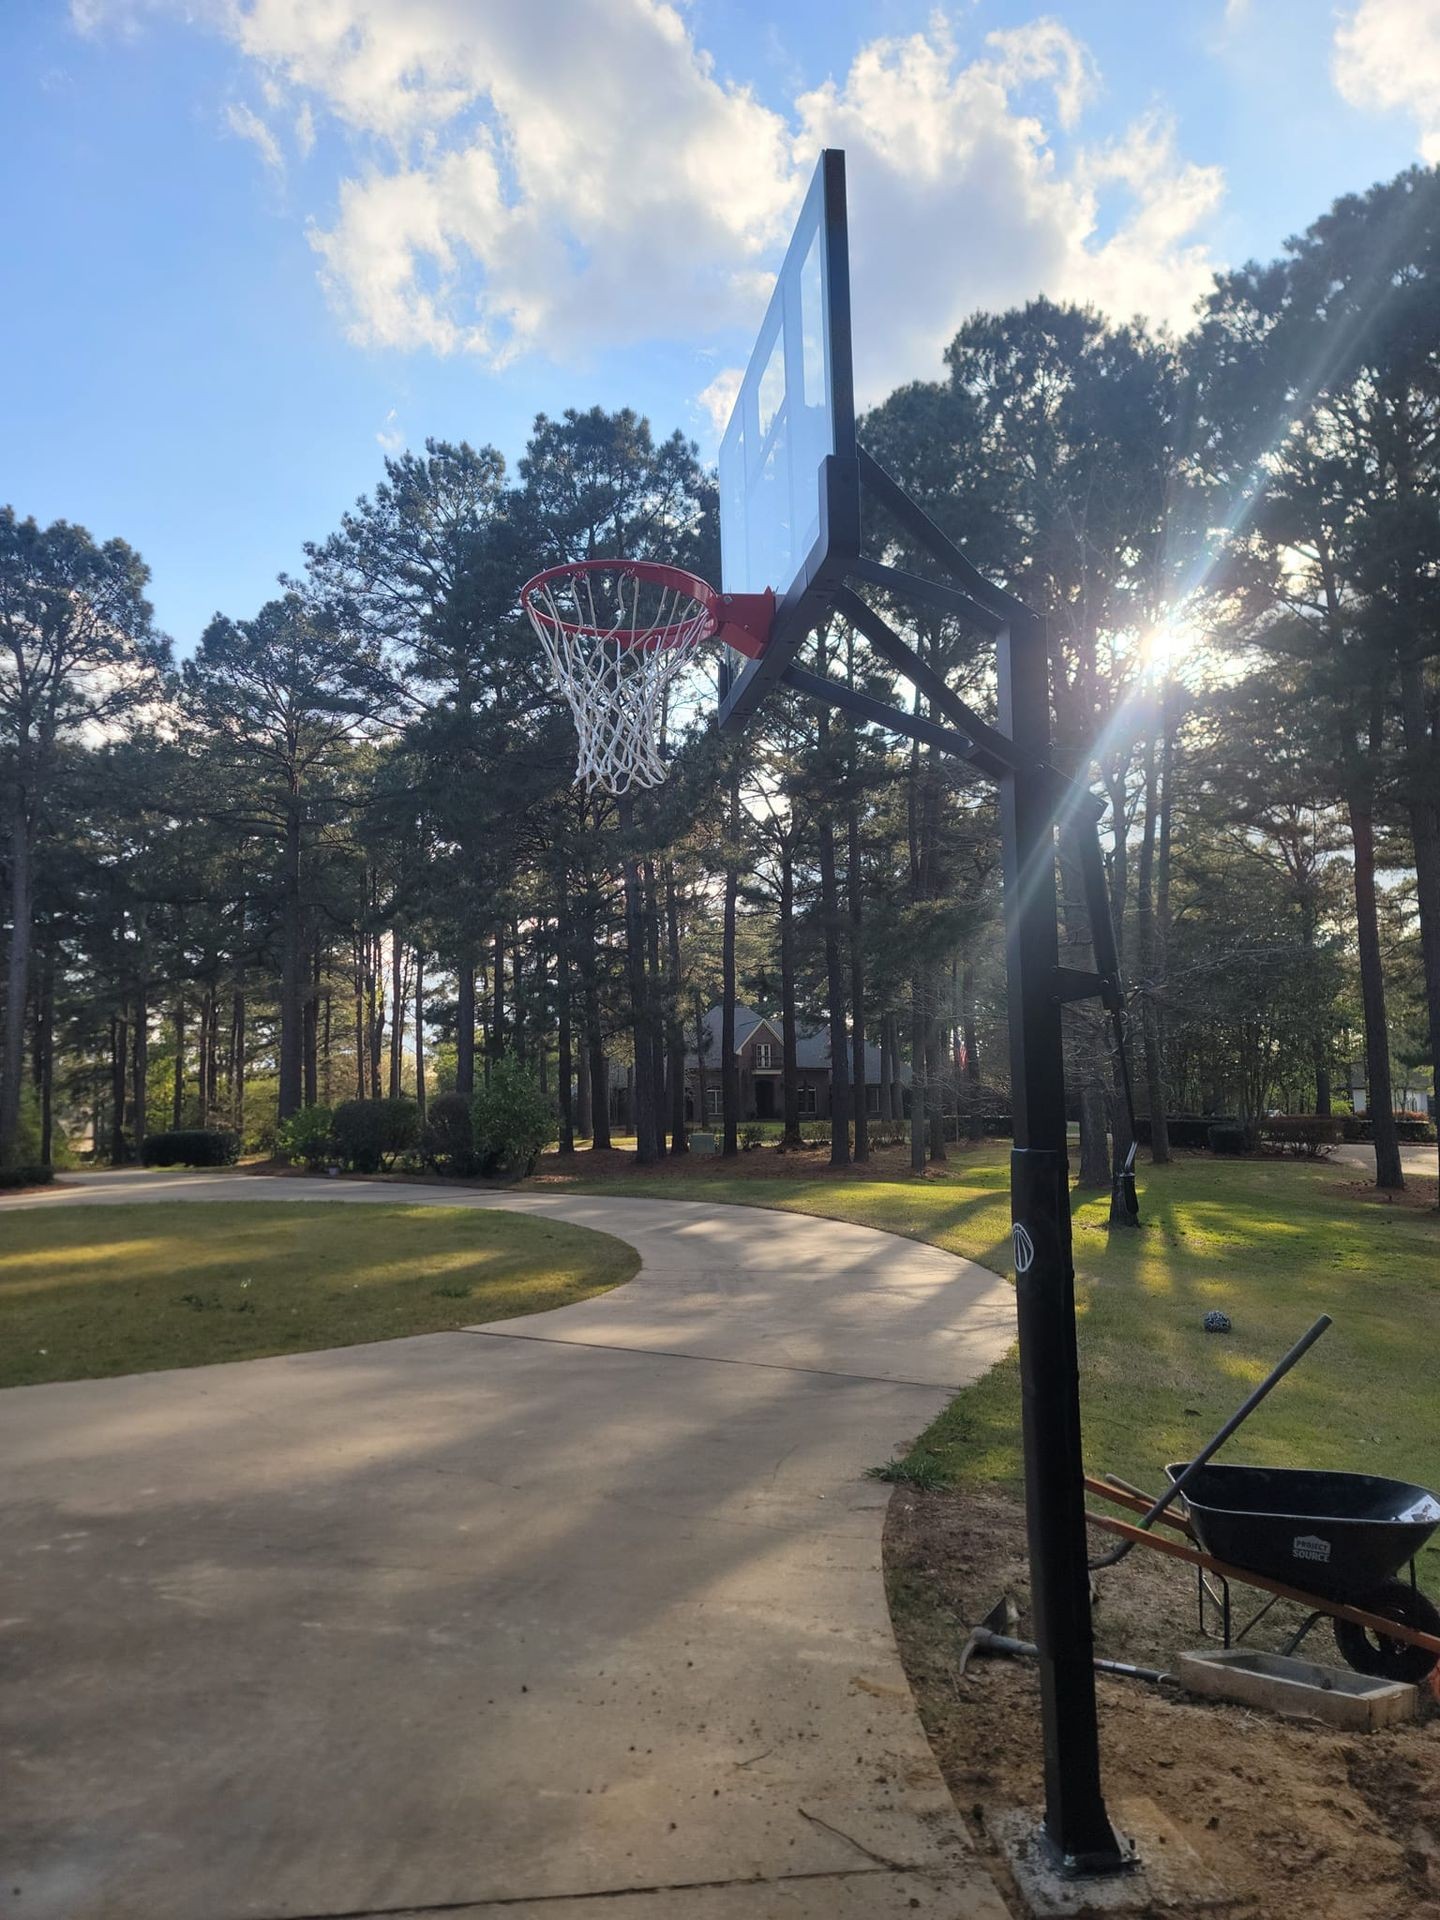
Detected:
left=739, top=1122, right=764, bottom=1151
left=471, top=1056, right=557, bottom=1179
left=142, top=1128, right=241, bottom=1167
left=423, top=1090, right=477, bottom=1176
left=1339, top=1113, right=1436, bottom=1145
left=331, top=1097, right=419, bottom=1174
left=276, top=1104, right=335, bottom=1170
left=0, top=1163, right=54, bottom=1190
left=1135, top=1115, right=1238, bottom=1151
left=1258, top=1115, right=1343, bottom=1158
left=1207, top=1123, right=1252, bottom=1156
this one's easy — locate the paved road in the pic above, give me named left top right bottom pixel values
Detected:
left=1331, top=1140, right=1438, bottom=1182
left=1, top=1171, right=1015, bottom=1920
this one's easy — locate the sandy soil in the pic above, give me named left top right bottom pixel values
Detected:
left=885, top=1485, right=1440, bottom=1920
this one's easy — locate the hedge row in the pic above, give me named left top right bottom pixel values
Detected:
left=1339, top=1114, right=1437, bottom=1144
left=275, top=1058, right=557, bottom=1181
left=0, top=1163, right=55, bottom=1189
left=142, top=1129, right=241, bottom=1167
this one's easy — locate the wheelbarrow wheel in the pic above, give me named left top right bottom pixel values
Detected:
left=1332, top=1579, right=1440, bottom=1684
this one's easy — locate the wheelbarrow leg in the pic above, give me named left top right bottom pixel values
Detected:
left=1233, top=1591, right=1284, bottom=1647
left=1278, top=1611, right=1324, bottom=1658
left=1198, top=1569, right=1232, bottom=1647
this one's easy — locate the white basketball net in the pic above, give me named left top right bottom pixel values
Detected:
left=524, top=566, right=713, bottom=795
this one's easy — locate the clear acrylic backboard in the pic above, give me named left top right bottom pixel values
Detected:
left=718, top=150, right=857, bottom=610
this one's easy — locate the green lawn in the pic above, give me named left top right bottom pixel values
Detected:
left=0, top=1203, right=638, bottom=1388
left=556, top=1147, right=1440, bottom=1501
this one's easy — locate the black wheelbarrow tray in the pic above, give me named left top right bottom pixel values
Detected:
left=1085, top=1467, right=1440, bottom=1683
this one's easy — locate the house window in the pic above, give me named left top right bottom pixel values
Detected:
left=754, top=1041, right=773, bottom=1068
left=798, top=1084, right=817, bottom=1116
left=705, top=1086, right=724, bottom=1119
left=866, top=1084, right=880, bottom=1115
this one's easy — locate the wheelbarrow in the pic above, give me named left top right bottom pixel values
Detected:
left=1085, top=1317, right=1440, bottom=1684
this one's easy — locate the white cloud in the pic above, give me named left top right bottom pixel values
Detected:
left=982, top=17, right=1096, bottom=131
left=698, top=368, right=744, bottom=438
left=1335, top=0, right=1440, bottom=162
left=75, top=2, right=1224, bottom=403
left=225, top=101, right=284, bottom=175
left=796, top=24, right=1221, bottom=398
left=376, top=408, right=403, bottom=453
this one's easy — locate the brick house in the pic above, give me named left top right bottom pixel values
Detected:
left=683, top=1003, right=907, bottom=1124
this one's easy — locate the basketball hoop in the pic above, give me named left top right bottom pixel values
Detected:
left=521, top=558, right=771, bottom=795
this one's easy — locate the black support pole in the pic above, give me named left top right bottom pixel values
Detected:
left=997, top=609, right=1127, bottom=1875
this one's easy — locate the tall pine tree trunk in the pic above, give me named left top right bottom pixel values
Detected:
left=555, top=900, right=574, bottom=1153
left=1345, top=705, right=1403, bottom=1190
left=303, top=935, right=320, bottom=1108
left=779, top=844, right=801, bottom=1147
left=644, top=860, right=667, bottom=1154
left=1399, top=653, right=1440, bottom=1195
left=277, top=797, right=304, bottom=1122
left=816, top=701, right=850, bottom=1170
left=0, top=791, right=32, bottom=1165
left=926, top=997, right=947, bottom=1164
left=693, top=990, right=710, bottom=1132
left=353, top=946, right=367, bottom=1099
left=576, top=1035, right=592, bottom=1141
left=961, top=957, right=983, bottom=1138
left=664, top=864, right=687, bottom=1156
left=847, top=795, right=868, bottom=1161
left=173, top=994, right=186, bottom=1129
left=491, top=925, right=506, bottom=1067
left=110, top=1010, right=128, bottom=1163
left=413, top=950, right=426, bottom=1119
left=1135, top=722, right=1170, bottom=1163
left=389, top=929, right=405, bottom=1098
left=456, top=957, right=475, bottom=1096
left=581, top=887, right=611, bottom=1150
left=721, top=766, right=740, bottom=1158
left=909, top=990, right=926, bottom=1173
left=322, top=990, right=332, bottom=1107
left=231, top=986, right=246, bottom=1136
left=617, top=794, right=660, bottom=1164
left=35, top=941, right=54, bottom=1165
left=132, top=968, right=149, bottom=1162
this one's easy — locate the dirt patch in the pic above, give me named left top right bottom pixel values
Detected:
left=885, top=1484, right=1440, bottom=1920
left=1330, top=1176, right=1440, bottom=1212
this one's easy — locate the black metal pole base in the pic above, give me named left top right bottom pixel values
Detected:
left=1035, top=1819, right=1137, bottom=1880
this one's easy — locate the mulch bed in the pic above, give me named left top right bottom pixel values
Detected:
left=534, top=1138, right=991, bottom=1183
left=885, top=1484, right=1440, bottom=1920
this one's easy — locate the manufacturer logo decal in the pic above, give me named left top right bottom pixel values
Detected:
left=1012, top=1223, right=1035, bottom=1274
left=1292, top=1534, right=1331, bottom=1563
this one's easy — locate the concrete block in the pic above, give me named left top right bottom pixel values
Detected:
left=1178, top=1646, right=1417, bottom=1730
left=993, top=1798, right=1234, bottom=1916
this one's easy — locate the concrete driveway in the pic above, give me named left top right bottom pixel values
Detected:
left=1331, top=1140, right=1438, bottom=1183
left=0, top=1172, right=1015, bottom=1920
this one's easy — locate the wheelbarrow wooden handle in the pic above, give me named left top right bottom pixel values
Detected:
left=1083, top=1474, right=1195, bottom=1537
left=1085, top=1510, right=1440, bottom=1657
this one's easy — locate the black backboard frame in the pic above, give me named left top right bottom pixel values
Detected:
left=717, top=149, right=860, bottom=729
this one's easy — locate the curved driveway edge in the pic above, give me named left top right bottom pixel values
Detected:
left=1, top=1171, right=1015, bottom=1920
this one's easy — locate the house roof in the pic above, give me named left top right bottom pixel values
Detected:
left=685, top=1003, right=909, bottom=1085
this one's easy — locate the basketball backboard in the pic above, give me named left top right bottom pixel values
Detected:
left=717, top=149, right=859, bottom=728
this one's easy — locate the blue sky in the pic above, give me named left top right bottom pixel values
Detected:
left=2, top=0, right=1435, bottom=648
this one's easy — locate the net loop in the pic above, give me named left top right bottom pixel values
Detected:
left=522, top=561, right=718, bottom=795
